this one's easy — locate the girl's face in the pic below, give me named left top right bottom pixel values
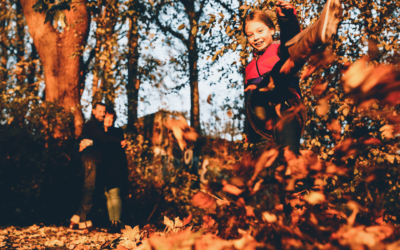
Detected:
left=245, top=21, right=274, bottom=51
left=104, top=113, right=114, bottom=128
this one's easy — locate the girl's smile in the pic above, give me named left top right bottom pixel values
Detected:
left=246, top=21, right=274, bottom=51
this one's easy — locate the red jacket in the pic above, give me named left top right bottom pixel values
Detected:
left=245, top=42, right=281, bottom=84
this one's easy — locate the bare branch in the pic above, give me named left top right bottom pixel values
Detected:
left=154, top=3, right=187, bottom=44
left=214, top=0, right=237, bottom=17
left=0, top=41, right=22, bottom=59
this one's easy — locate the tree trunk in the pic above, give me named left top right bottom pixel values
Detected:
left=127, top=15, right=140, bottom=132
left=187, top=0, right=200, bottom=133
left=0, top=2, right=8, bottom=85
left=20, top=0, right=90, bottom=137
left=92, top=29, right=101, bottom=104
left=27, top=44, right=38, bottom=95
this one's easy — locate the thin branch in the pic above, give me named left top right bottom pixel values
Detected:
left=154, top=3, right=187, bottom=43
left=0, top=41, right=21, bottom=59
left=83, top=47, right=96, bottom=74
left=197, top=0, right=207, bottom=20
left=214, top=0, right=237, bottom=17
left=112, top=59, right=121, bottom=71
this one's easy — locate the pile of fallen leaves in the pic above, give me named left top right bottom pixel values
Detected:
left=0, top=216, right=260, bottom=250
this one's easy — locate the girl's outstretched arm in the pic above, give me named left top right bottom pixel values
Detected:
left=275, top=0, right=301, bottom=60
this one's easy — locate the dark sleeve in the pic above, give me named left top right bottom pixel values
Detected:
left=82, top=120, right=121, bottom=144
left=277, top=12, right=301, bottom=60
left=116, top=128, right=125, bottom=141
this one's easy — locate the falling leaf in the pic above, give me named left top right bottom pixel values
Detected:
left=191, top=192, right=216, bottom=208
left=379, top=125, right=395, bottom=139
left=222, top=183, right=243, bottom=196
left=262, top=212, right=277, bottom=223
left=327, top=119, right=341, bottom=140
left=304, top=191, right=326, bottom=204
left=312, top=81, right=329, bottom=96
left=363, top=137, right=382, bottom=145
left=316, top=94, right=332, bottom=117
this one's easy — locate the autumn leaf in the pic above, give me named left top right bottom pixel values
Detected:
left=191, top=192, right=216, bottom=209
left=315, top=94, right=332, bottom=117
left=311, top=81, right=328, bottom=96
left=304, top=191, right=325, bottom=204
left=123, top=225, right=140, bottom=241
left=262, top=212, right=277, bottom=223
left=183, top=214, right=192, bottom=226
left=177, top=24, right=186, bottom=30
left=379, top=125, right=395, bottom=139
left=362, top=137, right=382, bottom=145
left=191, top=26, right=198, bottom=35
left=327, top=119, right=341, bottom=140
left=222, top=183, right=244, bottom=196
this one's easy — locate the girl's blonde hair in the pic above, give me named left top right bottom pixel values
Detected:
left=243, top=10, right=275, bottom=35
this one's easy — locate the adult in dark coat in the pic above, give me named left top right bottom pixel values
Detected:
left=69, top=102, right=124, bottom=231
left=102, top=107, right=128, bottom=233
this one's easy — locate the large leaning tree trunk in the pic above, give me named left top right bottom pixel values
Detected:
left=20, top=0, right=90, bottom=137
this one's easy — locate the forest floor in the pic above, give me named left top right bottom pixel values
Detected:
left=0, top=223, right=258, bottom=250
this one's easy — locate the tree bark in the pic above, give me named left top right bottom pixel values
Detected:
left=20, top=0, right=90, bottom=137
left=187, top=0, right=200, bottom=133
left=127, top=15, right=140, bottom=132
left=92, top=29, right=101, bottom=104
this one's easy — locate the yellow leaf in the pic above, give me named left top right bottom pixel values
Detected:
left=226, top=25, right=231, bottom=35
left=385, top=154, right=395, bottom=164
left=191, top=26, right=197, bottom=36
left=304, top=191, right=326, bottom=204
left=262, top=212, right=277, bottom=223
left=178, top=24, right=186, bottom=30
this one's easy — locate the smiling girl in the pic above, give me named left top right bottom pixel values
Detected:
left=244, top=0, right=342, bottom=154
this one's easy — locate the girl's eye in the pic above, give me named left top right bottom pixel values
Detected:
left=258, top=30, right=263, bottom=33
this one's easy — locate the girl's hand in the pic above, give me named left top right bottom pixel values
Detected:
left=275, top=0, right=295, bottom=17
left=245, top=84, right=258, bottom=91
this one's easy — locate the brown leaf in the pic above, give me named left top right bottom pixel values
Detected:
left=202, top=215, right=215, bottom=229
left=222, top=183, right=244, bottom=196
left=301, top=50, right=336, bottom=80
left=165, top=116, right=198, bottom=151
left=251, top=149, right=279, bottom=182
left=363, top=137, right=382, bottom=145
left=207, top=94, right=212, bottom=104
left=311, top=81, right=329, bottom=96
left=191, top=192, right=216, bottom=208
left=380, top=125, right=395, bottom=139
left=316, top=94, right=332, bottom=117
left=183, top=214, right=192, bottom=226
left=327, top=119, right=341, bottom=140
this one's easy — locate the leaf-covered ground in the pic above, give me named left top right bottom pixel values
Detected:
left=0, top=221, right=259, bottom=250
left=2, top=213, right=400, bottom=250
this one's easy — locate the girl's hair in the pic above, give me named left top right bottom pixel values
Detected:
left=243, top=10, right=275, bottom=35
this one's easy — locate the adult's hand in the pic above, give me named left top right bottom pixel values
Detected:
left=275, top=0, right=295, bottom=17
